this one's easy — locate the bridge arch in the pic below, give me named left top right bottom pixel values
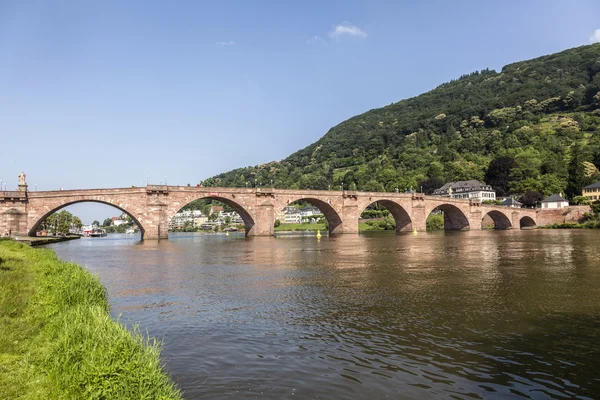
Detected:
left=275, top=197, right=343, bottom=234
left=27, top=199, right=146, bottom=238
left=428, top=203, right=470, bottom=231
left=167, top=195, right=256, bottom=236
left=482, top=210, right=512, bottom=230
left=520, top=216, right=536, bottom=229
left=360, top=200, right=412, bottom=232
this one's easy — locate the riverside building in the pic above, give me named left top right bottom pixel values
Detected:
left=433, top=180, right=496, bottom=201
left=582, top=181, right=600, bottom=201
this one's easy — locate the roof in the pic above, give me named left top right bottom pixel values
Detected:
left=501, top=198, right=522, bottom=206
left=583, top=180, right=600, bottom=189
left=542, top=194, right=568, bottom=202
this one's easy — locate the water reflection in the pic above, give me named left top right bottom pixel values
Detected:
left=49, top=230, right=600, bottom=399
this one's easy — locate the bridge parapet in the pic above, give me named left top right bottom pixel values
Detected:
left=147, top=185, right=169, bottom=194
left=255, top=188, right=274, bottom=197
left=0, top=191, right=27, bottom=201
left=342, top=190, right=358, bottom=199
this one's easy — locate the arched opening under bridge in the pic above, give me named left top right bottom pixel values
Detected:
left=359, top=200, right=412, bottom=232
left=276, top=197, right=342, bottom=234
left=481, top=210, right=512, bottom=230
left=520, top=216, right=536, bottom=230
left=28, top=200, right=144, bottom=239
left=427, top=204, right=470, bottom=231
left=169, top=196, right=255, bottom=236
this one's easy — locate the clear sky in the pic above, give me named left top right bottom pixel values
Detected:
left=1, top=0, right=599, bottom=223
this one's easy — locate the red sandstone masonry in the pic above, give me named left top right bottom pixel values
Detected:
left=0, top=186, right=586, bottom=240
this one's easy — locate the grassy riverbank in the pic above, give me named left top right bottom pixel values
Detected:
left=540, top=221, right=600, bottom=229
left=274, top=222, right=327, bottom=231
left=0, top=239, right=182, bottom=399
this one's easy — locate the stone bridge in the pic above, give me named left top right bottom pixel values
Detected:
left=0, top=186, right=588, bottom=240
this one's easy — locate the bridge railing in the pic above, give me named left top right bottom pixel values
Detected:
left=0, top=191, right=26, bottom=200
left=146, top=185, right=169, bottom=194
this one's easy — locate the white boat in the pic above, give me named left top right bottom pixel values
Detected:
left=125, top=228, right=136, bottom=234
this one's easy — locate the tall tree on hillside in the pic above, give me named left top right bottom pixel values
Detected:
left=419, top=177, right=444, bottom=195
left=484, top=156, right=515, bottom=196
left=566, top=142, right=591, bottom=198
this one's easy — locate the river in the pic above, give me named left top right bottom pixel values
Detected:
left=48, top=230, right=600, bottom=399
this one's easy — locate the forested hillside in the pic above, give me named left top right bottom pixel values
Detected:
left=204, top=44, right=600, bottom=202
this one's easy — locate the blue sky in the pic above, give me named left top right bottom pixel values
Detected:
left=1, top=0, right=599, bottom=223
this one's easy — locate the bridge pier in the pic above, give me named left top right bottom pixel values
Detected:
left=248, top=204, right=275, bottom=236
left=143, top=200, right=169, bottom=240
left=340, top=205, right=359, bottom=234
left=0, top=191, right=29, bottom=236
left=411, top=203, right=428, bottom=232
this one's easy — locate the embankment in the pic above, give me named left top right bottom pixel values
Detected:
left=0, top=239, right=182, bottom=399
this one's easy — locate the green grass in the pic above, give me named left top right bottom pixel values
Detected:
left=275, top=223, right=327, bottom=231
left=358, top=222, right=373, bottom=230
left=0, top=240, right=182, bottom=399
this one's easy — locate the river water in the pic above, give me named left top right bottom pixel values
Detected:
left=48, top=230, right=600, bottom=399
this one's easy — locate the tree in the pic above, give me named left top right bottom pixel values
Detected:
left=72, top=216, right=83, bottom=230
left=485, top=156, right=516, bottom=196
left=102, top=218, right=112, bottom=227
left=43, top=210, right=81, bottom=235
left=419, top=177, right=444, bottom=195
left=426, top=214, right=444, bottom=231
left=92, top=220, right=100, bottom=227
left=519, top=191, right=543, bottom=208
left=511, top=150, right=542, bottom=185
left=362, top=180, right=385, bottom=192
left=566, top=142, right=591, bottom=198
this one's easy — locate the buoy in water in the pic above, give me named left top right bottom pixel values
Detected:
left=316, top=230, right=322, bottom=238
left=226, top=230, right=230, bottom=236
left=412, top=228, right=418, bottom=235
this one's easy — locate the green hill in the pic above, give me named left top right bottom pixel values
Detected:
left=204, top=44, right=600, bottom=201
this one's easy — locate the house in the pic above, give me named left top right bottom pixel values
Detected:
left=582, top=181, right=600, bottom=201
left=500, top=198, right=522, bottom=208
left=284, top=209, right=302, bottom=224
left=209, top=205, right=224, bottom=215
left=111, top=216, right=126, bottom=226
left=275, top=210, right=286, bottom=222
left=193, top=215, right=208, bottom=227
left=541, top=194, right=569, bottom=209
left=433, top=180, right=496, bottom=201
